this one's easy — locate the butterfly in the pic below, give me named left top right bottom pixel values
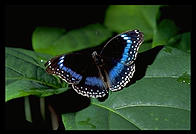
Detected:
left=45, top=29, right=144, bottom=98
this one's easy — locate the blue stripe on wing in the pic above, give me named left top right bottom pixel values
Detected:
left=109, top=63, right=135, bottom=91
left=119, top=34, right=137, bottom=65
left=72, top=77, right=108, bottom=98
left=46, top=55, right=82, bottom=84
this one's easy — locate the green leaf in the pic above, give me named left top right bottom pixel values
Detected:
left=145, top=46, right=190, bottom=77
left=152, top=19, right=179, bottom=47
left=32, top=24, right=113, bottom=56
left=5, top=47, right=68, bottom=102
left=104, top=5, right=161, bottom=41
left=168, top=32, right=190, bottom=53
left=138, top=42, right=152, bottom=53
left=32, top=27, right=66, bottom=55
left=62, top=46, right=190, bottom=130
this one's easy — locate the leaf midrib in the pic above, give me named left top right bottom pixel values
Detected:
left=114, top=104, right=190, bottom=111
left=144, top=75, right=190, bottom=79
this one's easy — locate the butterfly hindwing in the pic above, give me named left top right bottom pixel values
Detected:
left=103, top=58, right=136, bottom=91
left=72, top=76, right=108, bottom=98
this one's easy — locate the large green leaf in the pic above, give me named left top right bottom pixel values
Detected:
left=5, top=47, right=68, bottom=102
left=32, top=24, right=113, bottom=56
left=104, top=5, right=161, bottom=41
left=62, top=46, right=190, bottom=130
left=32, top=27, right=66, bottom=55
left=168, top=32, right=191, bottom=53
left=152, top=19, right=179, bottom=48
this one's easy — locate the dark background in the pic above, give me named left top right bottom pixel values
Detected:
left=5, top=5, right=108, bottom=50
left=5, top=5, right=192, bottom=50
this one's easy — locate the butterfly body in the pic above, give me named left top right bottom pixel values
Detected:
left=45, top=30, right=144, bottom=98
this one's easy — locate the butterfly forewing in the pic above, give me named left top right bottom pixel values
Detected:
left=100, top=30, right=144, bottom=91
left=45, top=54, right=84, bottom=84
left=100, top=29, right=144, bottom=65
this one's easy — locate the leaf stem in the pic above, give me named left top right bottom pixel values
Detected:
left=40, top=97, right=45, bottom=120
left=48, top=104, right=59, bottom=130
left=24, top=96, right=32, bottom=123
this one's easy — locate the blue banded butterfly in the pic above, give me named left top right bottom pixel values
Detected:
left=45, top=29, right=144, bottom=98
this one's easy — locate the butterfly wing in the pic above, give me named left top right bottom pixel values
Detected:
left=100, top=29, right=144, bottom=65
left=72, top=76, right=108, bottom=98
left=100, top=30, right=144, bottom=91
left=45, top=50, right=108, bottom=98
left=45, top=53, right=84, bottom=84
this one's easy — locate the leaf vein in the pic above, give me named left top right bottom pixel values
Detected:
left=6, top=77, right=59, bottom=89
left=114, top=104, right=190, bottom=111
left=91, top=102, right=142, bottom=130
left=6, top=65, right=24, bottom=77
left=6, top=52, right=43, bottom=68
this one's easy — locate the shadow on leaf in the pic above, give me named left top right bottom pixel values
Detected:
left=126, top=45, right=164, bottom=87
left=47, top=87, right=90, bottom=114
